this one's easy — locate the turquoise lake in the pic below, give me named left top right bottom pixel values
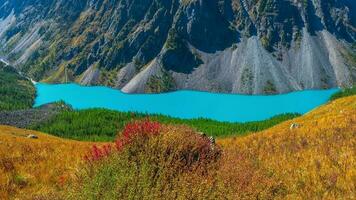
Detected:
left=34, top=83, right=339, bottom=122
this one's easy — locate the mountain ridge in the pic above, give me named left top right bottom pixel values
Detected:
left=0, top=0, right=355, bottom=94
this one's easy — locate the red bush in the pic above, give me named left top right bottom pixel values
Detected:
left=84, top=119, right=162, bottom=163
left=115, top=119, right=161, bottom=151
left=84, top=144, right=113, bottom=163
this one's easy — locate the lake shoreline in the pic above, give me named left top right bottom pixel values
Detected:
left=33, top=83, right=340, bottom=123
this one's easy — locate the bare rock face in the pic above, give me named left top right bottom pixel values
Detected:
left=0, top=0, right=355, bottom=94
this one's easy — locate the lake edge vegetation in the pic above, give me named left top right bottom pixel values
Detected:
left=30, top=107, right=300, bottom=142
left=329, top=85, right=356, bottom=101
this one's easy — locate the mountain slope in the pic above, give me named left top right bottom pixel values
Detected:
left=0, top=63, right=35, bottom=111
left=0, top=0, right=355, bottom=94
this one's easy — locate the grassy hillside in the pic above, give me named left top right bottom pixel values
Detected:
left=0, top=126, right=95, bottom=199
left=67, top=96, right=355, bottom=199
left=0, top=96, right=355, bottom=199
left=0, top=64, right=35, bottom=111
left=219, top=96, right=356, bottom=199
left=30, top=109, right=299, bottom=141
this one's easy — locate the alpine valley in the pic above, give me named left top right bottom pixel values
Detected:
left=1, top=1, right=356, bottom=199
left=0, top=0, right=355, bottom=94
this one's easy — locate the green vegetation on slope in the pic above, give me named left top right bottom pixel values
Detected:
left=30, top=108, right=300, bottom=141
left=329, top=86, right=356, bottom=101
left=0, top=64, right=35, bottom=111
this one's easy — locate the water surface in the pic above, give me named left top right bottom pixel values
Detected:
left=34, top=83, right=339, bottom=122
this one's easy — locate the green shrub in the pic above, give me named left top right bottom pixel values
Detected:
left=329, top=86, right=356, bottom=101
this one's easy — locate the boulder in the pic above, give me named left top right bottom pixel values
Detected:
left=290, top=123, right=300, bottom=130
left=27, top=134, right=38, bottom=139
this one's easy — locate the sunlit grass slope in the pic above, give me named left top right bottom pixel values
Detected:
left=0, top=126, right=94, bottom=199
left=218, top=95, right=356, bottom=199
left=0, top=95, right=354, bottom=199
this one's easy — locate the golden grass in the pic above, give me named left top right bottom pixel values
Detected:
left=218, top=96, right=356, bottom=199
left=0, top=127, right=95, bottom=199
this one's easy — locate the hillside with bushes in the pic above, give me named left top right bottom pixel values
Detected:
left=0, top=64, right=35, bottom=111
left=0, top=95, right=354, bottom=199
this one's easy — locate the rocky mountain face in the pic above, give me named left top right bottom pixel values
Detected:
left=0, top=0, right=355, bottom=94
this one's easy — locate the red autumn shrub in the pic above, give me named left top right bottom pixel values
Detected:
left=115, top=119, right=161, bottom=151
left=84, top=119, right=161, bottom=163
left=84, top=144, right=113, bottom=163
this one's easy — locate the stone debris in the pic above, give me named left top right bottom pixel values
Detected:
left=27, top=134, right=38, bottom=139
left=290, top=123, right=300, bottom=130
